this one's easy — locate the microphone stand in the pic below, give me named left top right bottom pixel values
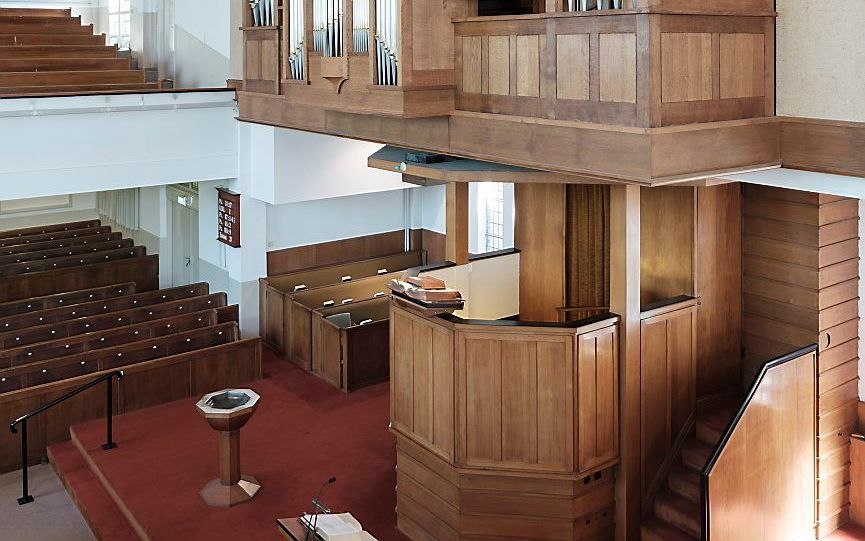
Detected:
left=304, top=477, right=336, bottom=541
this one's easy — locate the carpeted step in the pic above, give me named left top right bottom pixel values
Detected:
left=681, top=438, right=714, bottom=470
left=668, top=463, right=701, bottom=503
left=47, top=441, right=140, bottom=541
left=654, top=491, right=701, bottom=538
left=641, top=515, right=699, bottom=541
left=696, top=394, right=740, bottom=446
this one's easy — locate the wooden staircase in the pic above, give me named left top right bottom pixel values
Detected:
left=641, top=395, right=741, bottom=541
left=0, top=7, right=155, bottom=96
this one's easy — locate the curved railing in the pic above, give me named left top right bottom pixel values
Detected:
left=701, top=345, right=817, bottom=541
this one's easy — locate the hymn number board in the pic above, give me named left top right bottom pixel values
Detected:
left=217, top=188, right=241, bottom=248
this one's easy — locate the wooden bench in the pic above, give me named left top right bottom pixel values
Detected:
left=0, top=254, right=159, bottom=302
left=0, top=335, right=261, bottom=473
left=0, top=282, right=210, bottom=333
left=0, top=45, right=119, bottom=59
left=0, top=238, right=133, bottom=266
left=288, top=274, right=396, bottom=369
left=0, top=57, right=130, bottom=72
left=0, top=245, right=146, bottom=277
left=0, top=307, right=236, bottom=367
left=0, top=283, right=136, bottom=318
left=0, top=231, right=120, bottom=256
left=0, top=322, right=240, bottom=391
left=0, top=82, right=159, bottom=95
left=0, top=8, right=72, bottom=18
left=311, top=297, right=390, bottom=392
left=260, top=250, right=425, bottom=352
left=0, top=225, right=112, bottom=249
left=0, top=219, right=100, bottom=239
left=0, top=20, right=93, bottom=36
left=0, top=33, right=105, bottom=46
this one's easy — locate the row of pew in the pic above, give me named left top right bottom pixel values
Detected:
left=0, top=219, right=158, bottom=303
left=0, top=220, right=261, bottom=473
left=260, top=250, right=430, bottom=392
left=0, top=7, right=155, bottom=95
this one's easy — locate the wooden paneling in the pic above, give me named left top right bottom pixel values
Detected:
left=515, top=35, right=540, bottom=98
left=719, top=33, right=765, bottom=99
left=660, top=33, right=712, bottom=103
left=515, top=184, right=566, bottom=322
left=577, top=324, right=619, bottom=473
left=446, top=182, right=469, bottom=265
left=706, top=350, right=816, bottom=541
left=266, top=229, right=412, bottom=276
left=640, top=187, right=694, bottom=307
left=742, top=185, right=860, bottom=535
left=640, top=303, right=697, bottom=503
left=695, top=184, right=743, bottom=396
left=556, top=34, right=590, bottom=101
left=488, top=35, right=511, bottom=96
left=599, top=33, right=637, bottom=104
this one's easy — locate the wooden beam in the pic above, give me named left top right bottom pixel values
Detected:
left=610, top=184, right=641, bottom=541
left=445, top=182, right=469, bottom=265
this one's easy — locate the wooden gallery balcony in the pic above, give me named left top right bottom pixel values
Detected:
left=237, top=0, right=778, bottom=183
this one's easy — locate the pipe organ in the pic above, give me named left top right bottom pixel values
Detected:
left=286, top=0, right=305, bottom=79
left=374, top=0, right=398, bottom=85
left=353, top=0, right=370, bottom=54
left=250, top=0, right=276, bottom=26
left=314, top=0, right=344, bottom=57
left=565, top=0, right=631, bottom=9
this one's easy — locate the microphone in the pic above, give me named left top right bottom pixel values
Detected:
left=305, top=477, right=336, bottom=541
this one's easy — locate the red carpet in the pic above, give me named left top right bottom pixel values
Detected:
left=62, top=347, right=407, bottom=541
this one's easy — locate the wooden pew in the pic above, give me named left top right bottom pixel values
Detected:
left=0, top=303, right=236, bottom=352
left=0, top=225, right=112, bottom=248
left=311, top=297, right=390, bottom=392
left=0, top=322, right=240, bottom=390
left=0, top=245, right=146, bottom=277
left=0, top=57, right=130, bottom=72
left=288, top=274, right=396, bottom=369
left=0, top=231, right=120, bottom=256
left=0, top=20, right=93, bottom=36
left=260, top=250, right=425, bottom=352
left=0, top=254, right=159, bottom=302
left=0, top=307, right=236, bottom=368
left=0, top=8, right=71, bottom=17
left=0, top=82, right=159, bottom=95
left=0, top=238, right=133, bottom=266
left=0, top=33, right=105, bottom=46
left=0, top=69, right=146, bottom=88
left=0, top=219, right=100, bottom=239
left=0, top=283, right=136, bottom=318
left=0, top=335, right=262, bottom=473
left=0, top=45, right=120, bottom=59
left=0, top=283, right=212, bottom=334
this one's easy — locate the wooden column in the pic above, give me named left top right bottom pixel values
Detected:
left=610, top=184, right=641, bottom=541
left=445, top=182, right=469, bottom=265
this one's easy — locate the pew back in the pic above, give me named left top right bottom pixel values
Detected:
left=0, top=225, right=111, bottom=248
left=0, top=231, right=121, bottom=256
left=289, top=274, right=396, bottom=369
left=0, top=219, right=100, bottom=240
left=312, top=297, right=390, bottom=391
left=0, top=282, right=136, bottom=318
left=0, top=238, right=133, bottom=266
left=0, top=245, right=146, bottom=277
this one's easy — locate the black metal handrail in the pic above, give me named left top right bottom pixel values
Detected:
left=9, top=370, right=124, bottom=505
left=699, top=344, right=818, bottom=540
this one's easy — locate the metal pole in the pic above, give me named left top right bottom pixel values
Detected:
left=102, top=376, right=117, bottom=450
left=18, top=420, right=32, bottom=505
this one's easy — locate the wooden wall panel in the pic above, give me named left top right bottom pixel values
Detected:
left=576, top=324, right=619, bottom=473
left=462, top=36, right=482, bottom=94
left=599, top=33, right=637, bottom=104
left=660, top=33, right=713, bottom=103
left=719, top=33, right=765, bottom=99
left=458, top=331, right=574, bottom=473
left=556, top=33, right=590, bottom=101
left=695, top=184, right=743, bottom=396
left=640, top=186, right=695, bottom=307
left=639, top=303, right=697, bottom=502
left=741, top=185, right=860, bottom=536
left=390, top=305, right=455, bottom=462
left=706, top=351, right=816, bottom=541
left=515, top=184, right=566, bottom=322
left=515, top=35, right=541, bottom=97
left=488, top=35, right=511, bottom=96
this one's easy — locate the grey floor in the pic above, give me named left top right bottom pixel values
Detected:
left=0, top=464, right=96, bottom=541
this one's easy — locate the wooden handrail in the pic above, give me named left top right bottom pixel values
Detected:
left=700, top=344, right=818, bottom=541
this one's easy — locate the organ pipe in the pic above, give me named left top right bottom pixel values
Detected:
left=249, top=0, right=276, bottom=26
left=374, top=0, right=398, bottom=85
left=353, top=0, right=369, bottom=54
left=313, top=0, right=344, bottom=57
left=564, top=0, right=633, bottom=10
left=287, top=0, right=305, bottom=80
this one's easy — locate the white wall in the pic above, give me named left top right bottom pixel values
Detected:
left=173, top=0, right=230, bottom=87
left=777, top=1, right=865, bottom=121
left=421, top=252, right=520, bottom=320
left=410, top=184, right=446, bottom=234
left=0, top=193, right=97, bottom=231
left=0, top=92, right=238, bottom=201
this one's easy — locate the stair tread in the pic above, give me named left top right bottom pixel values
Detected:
left=642, top=515, right=699, bottom=541
left=655, top=491, right=701, bottom=538
left=697, top=393, right=740, bottom=433
left=668, top=463, right=702, bottom=502
left=682, top=438, right=714, bottom=470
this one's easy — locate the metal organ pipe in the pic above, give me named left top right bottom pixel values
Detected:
left=374, top=0, right=398, bottom=85
left=353, top=0, right=369, bottom=54
left=288, top=0, right=305, bottom=79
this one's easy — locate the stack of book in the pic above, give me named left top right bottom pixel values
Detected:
left=388, top=275, right=464, bottom=309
